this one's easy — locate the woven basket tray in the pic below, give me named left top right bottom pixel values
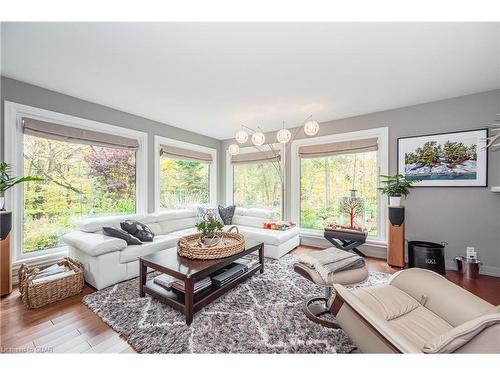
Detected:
left=177, top=226, right=245, bottom=260
left=18, top=257, right=84, bottom=309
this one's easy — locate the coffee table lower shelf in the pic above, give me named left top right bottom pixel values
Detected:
left=143, top=264, right=262, bottom=320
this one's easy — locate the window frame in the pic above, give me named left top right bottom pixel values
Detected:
left=154, top=135, right=217, bottom=212
left=290, top=127, right=389, bottom=244
left=4, top=101, right=148, bottom=263
left=225, top=143, right=285, bottom=218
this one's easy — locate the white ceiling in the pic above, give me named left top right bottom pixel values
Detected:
left=1, top=22, right=499, bottom=140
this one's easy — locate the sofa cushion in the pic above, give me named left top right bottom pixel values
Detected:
left=63, top=231, right=127, bottom=256
left=233, top=225, right=300, bottom=246
left=169, top=227, right=199, bottom=238
left=155, top=209, right=197, bottom=222
left=159, top=217, right=198, bottom=234
left=246, top=208, right=275, bottom=219
left=422, top=312, right=500, bottom=353
left=232, top=215, right=266, bottom=228
left=119, top=234, right=179, bottom=263
left=77, top=214, right=152, bottom=233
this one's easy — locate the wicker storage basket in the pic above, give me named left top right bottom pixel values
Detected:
left=177, top=226, right=245, bottom=260
left=18, top=257, right=84, bottom=309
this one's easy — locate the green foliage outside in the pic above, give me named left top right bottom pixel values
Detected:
left=405, top=141, right=477, bottom=168
left=233, top=162, right=281, bottom=218
left=159, top=157, right=210, bottom=209
left=23, top=135, right=136, bottom=252
left=300, top=152, right=378, bottom=236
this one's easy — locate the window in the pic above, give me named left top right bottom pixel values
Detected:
left=227, top=146, right=283, bottom=218
left=300, top=151, right=378, bottom=236
left=291, top=128, right=388, bottom=242
left=155, top=137, right=216, bottom=210
left=23, top=135, right=136, bottom=252
left=233, top=162, right=281, bottom=215
left=4, top=102, right=147, bottom=261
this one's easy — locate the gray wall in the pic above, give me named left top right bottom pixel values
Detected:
left=0, top=76, right=223, bottom=211
left=221, top=90, right=500, bottom=275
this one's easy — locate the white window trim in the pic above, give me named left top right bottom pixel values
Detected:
left=225, top=143, right=285, bottom=218
left=154, top=135, right=217, bottom=212
left=290, top=127, right=389, bottom=243
left=4, top=101, right=148, bottom=262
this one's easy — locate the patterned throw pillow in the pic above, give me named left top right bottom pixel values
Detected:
left=218, top=205, right=236, bottom=225
left=197, top=206, right=221, bottom=222
left=120, top=220, right=155, bottom=242
left=102, top=227, right=142, bottom=245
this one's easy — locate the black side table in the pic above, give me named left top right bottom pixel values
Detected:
left=323, top=228, right=367, bottom=257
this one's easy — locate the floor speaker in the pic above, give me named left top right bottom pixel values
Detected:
left=1, top=211, right=12, bottom=296
left=387, top=207, right=405, bottom=268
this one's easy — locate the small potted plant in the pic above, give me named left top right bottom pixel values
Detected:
left=195, top=216, right=224, bottom=246
left=1, top=162, right=43, bottom=211
left=379, top=174, right=420, bottom=207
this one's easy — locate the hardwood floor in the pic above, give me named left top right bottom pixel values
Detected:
left=0, top=284, right=134, bottom=353
left=1, top=246, right=498, bottom=354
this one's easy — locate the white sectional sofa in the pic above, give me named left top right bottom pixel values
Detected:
left=63, top=207, right=299, bottom=289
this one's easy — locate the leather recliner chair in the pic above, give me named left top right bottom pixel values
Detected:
left=330, top=268, right=500, bottom=353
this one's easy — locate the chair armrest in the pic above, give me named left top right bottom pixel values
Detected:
left=333, top=284, right=423, bottom=353
left=389, top=268, right=495, bottom=326
left=63, top=231, right=127, bottom=257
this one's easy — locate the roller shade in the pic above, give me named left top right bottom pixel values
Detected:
left=160, top=145, right=213, bottom=163
left=231, top=150, right=280, bottom=164
left=22, top=117, right=139, bottom=150
left=298, top=138, right=378, bottom=159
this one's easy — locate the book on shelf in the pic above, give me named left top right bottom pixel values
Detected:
left=153, top=274, right=212, bottom=294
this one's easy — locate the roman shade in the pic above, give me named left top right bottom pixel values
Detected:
left=298, top=138, right=378, bottom=159
left=160, top=145, right=213, bottom=163
left=231, top=150, right=280, bottom=164
left=22, top=117, right=139, bottom=150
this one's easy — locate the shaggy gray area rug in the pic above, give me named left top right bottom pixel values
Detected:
left=83, top=255, right=390, bottom=353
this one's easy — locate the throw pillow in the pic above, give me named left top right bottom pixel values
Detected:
left=197, top=206, right=221, bottom=222
left=103, top=227, right=142, bottom=245
left=120, top=220, right=155, bottom=242
left=218, top=205, right=236, bottom=225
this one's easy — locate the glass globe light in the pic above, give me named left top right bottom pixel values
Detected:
left=235, top=129, right=248, bottom=144
left=276, top=128, right=292, bottom=144
left=304, top=120, right=320, bottom=136
left=228, top=143, right=240, bottom=156
left=251, top=132, right=266, bottom=146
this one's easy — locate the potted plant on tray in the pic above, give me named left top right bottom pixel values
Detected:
left=196, top=216, right=224, bottom=246
left=378, top=173, right=420, bottom=207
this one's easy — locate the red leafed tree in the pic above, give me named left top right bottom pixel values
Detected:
left=84, top=147, right=136, bottom=198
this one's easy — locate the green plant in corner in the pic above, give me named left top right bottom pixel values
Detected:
left=195, top=216, right=224, bottom=239
left=0, top=162, right=43, bottom=211
left=378, top=174, right=420, bottom=206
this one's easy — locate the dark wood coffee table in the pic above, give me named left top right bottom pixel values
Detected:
left=139, top=239, right=264, bottom=325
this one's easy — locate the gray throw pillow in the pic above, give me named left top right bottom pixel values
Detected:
left=218, top=205, right=236, bottom=225
left=103, top=227, right=142, bottom=245
left=120, top=220, right=154, bottom=242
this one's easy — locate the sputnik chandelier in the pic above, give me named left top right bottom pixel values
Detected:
left=228, top=115, right=320, bottom=156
